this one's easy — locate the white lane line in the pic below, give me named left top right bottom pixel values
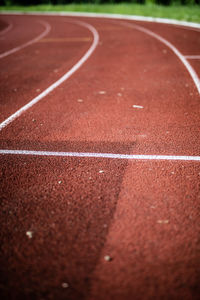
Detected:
left=0, top=20, right=51, bottom=59
left=0, top=21, right=13, bottom=35
left=0, top=149, right=200, bottom=161
left=185, top=55, right=200, bottom=60
left=0, top=20, right=99, bottom=131
left=121, top=22, right=200, bottom=95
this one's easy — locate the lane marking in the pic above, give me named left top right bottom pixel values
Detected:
left=120, top=21, right=200, bottom=94
left=0, top=149, right=200, bottom=161
left=38, top=37, right=92, bottom=43
left=0, top=20, right=99, bottom=131
left=185, top=55, right=200, bottom=60
left=0, top=20, right=51, bottom=59
left=0, top=21, right=13, bottom=35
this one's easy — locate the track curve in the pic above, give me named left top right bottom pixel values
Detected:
left=0, top=13, right=200, bottom=300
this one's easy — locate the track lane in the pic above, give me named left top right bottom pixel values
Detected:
left=129, top=20, right=200, bottom=80
left=1, top=17, right=199, bottom=156
left=0, top=18, right=99, bottom=130
left=0, top=15, right=49, bottom=54
left=89, top=160, right=200, bottom=300
left=0, top=20, right=51, bottom=59
left=0, top=153, right=128, bottom=300
left=119, top=21, right=200, bottom=94
left=0, top=16, right=96, bottom=124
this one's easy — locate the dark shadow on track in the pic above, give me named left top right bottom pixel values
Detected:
left=0, top=140, right=133, bottom=300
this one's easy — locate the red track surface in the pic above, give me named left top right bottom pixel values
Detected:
left=0, top=14, right=200, bottom=300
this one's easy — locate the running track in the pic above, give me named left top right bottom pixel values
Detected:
left=0, top=13, right=200, bottom=300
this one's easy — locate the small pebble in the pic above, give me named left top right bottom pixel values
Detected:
left=62, top=283, right=69, bottom=288
left=117, top=93, right=122, bottom=97
left=99, top=170, right=104, bottom=173
left=26, top=231, right=33, bottom=239
left=99, top=91, right=106, bottom=95
left=104, top=255, right=112, bottom=261
left=77, top=99, right=83, bottom=103
left=157, top=220, right=169, bottom=224
left=132, top=105, right=143, bottom=109
left=58, top=180, right=62, bottom=184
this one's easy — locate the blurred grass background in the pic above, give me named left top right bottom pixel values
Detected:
left=0, top=1, right=200, bottom=23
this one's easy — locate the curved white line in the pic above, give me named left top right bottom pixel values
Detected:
left=1, top=11, right=200, bottom=30
left=0, top=21, right=13, bottom=35
left=0, top=20, right=51, bottom=59
left=0, top=149, right=200, bottom=161
left=121, top=21, right=200, bottom=94
left=0, top=20, right=99, bottom=131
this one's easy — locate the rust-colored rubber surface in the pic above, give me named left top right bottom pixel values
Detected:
left=0, top=14, right=200, bottom=300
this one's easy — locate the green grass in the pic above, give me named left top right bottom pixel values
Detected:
left=0, top=3, right=200, bottom=23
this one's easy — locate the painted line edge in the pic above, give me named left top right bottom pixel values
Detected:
left=0, top=149, right=200, bottom=161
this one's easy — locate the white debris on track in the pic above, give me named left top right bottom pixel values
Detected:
left=26, top=231, right=33, bottom=239
left=62, top=283, right=69, bottom=288
left=104, top=255, right=112, bottom=262
left=99, top=170, right=104, bottom=173
left=132, top=105, right=143, bottom=109
left=99, top=91, right=106, bottom=95
left=77, top=99, right=83, bottom=102
left=157, top=220, right=169, bottom=224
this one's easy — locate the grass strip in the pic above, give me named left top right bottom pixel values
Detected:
left=0, top=3, right=200, bottom=23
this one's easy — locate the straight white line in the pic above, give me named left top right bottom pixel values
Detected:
left=0, top=149, right=200, bottom=161
left=0, top=22, right=13, bottom=35
left=120, top=22, right=200, bottom=95
left=0, top=20, right=51, bottom=59
left=0, top=20, right=99, bottom=131
left=185, top=55, right=200, bottom=59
